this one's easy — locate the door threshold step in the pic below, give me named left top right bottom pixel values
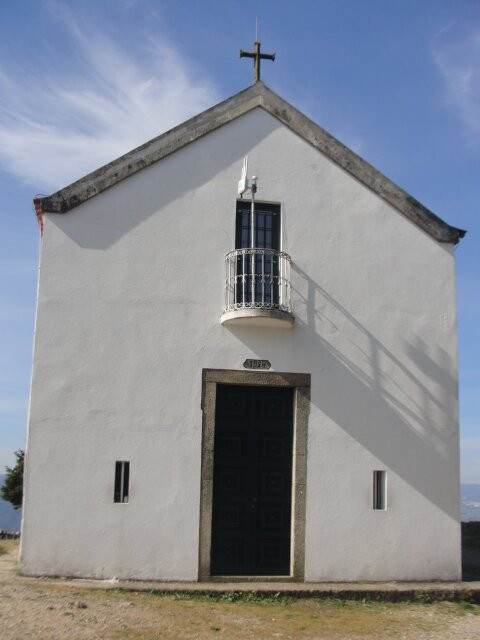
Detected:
left=19, top=575, right=480, bottom=602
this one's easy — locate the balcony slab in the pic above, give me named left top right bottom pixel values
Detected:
left=220, top=308, right=294, bottom=328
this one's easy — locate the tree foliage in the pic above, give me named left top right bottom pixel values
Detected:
left=1, top=449, right=24, bottom=509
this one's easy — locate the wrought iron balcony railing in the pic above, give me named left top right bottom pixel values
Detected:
left=223, top=248, right=292, bottom=315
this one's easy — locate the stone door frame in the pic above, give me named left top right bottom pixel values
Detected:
left=198, top=368, right=310, bottom=582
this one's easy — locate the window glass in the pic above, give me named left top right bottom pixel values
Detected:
left=235, top=201, right=280, bottom=250
left=114, top=461, right=130, bottom=503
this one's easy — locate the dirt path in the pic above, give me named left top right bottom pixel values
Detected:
left=1, top=541, right=480, bottom=640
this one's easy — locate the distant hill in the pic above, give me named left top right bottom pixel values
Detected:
left=0, top=474, right=22, bottom=532
left=461, top=484, right=480, bottom=521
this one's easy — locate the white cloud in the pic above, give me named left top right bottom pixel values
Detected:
left=0, top=3, right=219, bottom=192
left=432, top=27, right=480, bottom=140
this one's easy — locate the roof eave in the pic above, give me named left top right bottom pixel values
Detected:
left=35, top=81, right=466, bottom=244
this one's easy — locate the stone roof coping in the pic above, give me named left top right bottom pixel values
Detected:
left=34, top=82, right=466, bottom=244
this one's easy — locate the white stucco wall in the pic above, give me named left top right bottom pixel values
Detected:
left=21, top=107, right=461, bottom=580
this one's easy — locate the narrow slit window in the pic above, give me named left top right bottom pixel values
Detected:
left=373, top=470, right=386, bottom=510
left=114, top=461, right=130, bottom=503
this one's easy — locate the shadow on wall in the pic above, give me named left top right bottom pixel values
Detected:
left=46, top=115, right=282, bottom=251
left=43, top=109, right=459, bottom=522
left=225, top=262, right=459, bottom=521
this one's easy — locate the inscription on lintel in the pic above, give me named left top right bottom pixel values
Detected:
left=243, top=359, right=271, bottom=370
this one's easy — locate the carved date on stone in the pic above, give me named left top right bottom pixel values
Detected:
left=243, top=359, right=271, bottom=370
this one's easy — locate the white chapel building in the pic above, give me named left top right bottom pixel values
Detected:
left=21, top=74, right=465, bottom=581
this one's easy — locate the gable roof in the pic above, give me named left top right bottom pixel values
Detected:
left=35, top=82, right=465, bottom=244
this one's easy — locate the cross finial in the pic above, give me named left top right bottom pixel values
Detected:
left=240, top=41, right=275, bottom=83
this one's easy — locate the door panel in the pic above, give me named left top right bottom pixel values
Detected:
left=210, top=384, right=294, bottom=576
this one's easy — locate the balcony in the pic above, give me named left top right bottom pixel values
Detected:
left=221, top=248, right=294, bottom=327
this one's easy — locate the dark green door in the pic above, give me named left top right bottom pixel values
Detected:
left=210, top=384, right=294, bottom=576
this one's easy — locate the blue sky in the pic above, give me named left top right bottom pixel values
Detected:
left=0, top=0, right=478, bottom=480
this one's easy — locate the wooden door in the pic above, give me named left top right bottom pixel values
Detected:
left=210, top=384, right=294, bottom=576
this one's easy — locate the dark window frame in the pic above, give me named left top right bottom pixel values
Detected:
left=373, top=470, right=387, bottom=510
left=234, top=201, right=282, bottom=306
left=235, top=200, right=281, bottom=250
left=114, top=461, right=130, bottom=504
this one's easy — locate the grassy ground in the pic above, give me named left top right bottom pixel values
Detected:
left=6, top=581, right=479, bottom=640
left=1, top=540, right=480, bottom=639
left=105, top=591, right=480, bottom=640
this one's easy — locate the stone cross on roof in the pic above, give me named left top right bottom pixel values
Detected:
left=240, top=41, right=275, bottom=83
